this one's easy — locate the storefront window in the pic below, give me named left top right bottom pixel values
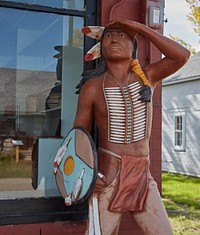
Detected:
left=0, top=7, right=83, bottom=198
left=3, top=0, right=84, bottom=10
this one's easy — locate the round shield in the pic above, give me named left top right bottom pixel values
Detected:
left=54, top=127, right=98, bottom=205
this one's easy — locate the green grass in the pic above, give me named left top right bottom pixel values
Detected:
left=162, top=172, right=200, bottom=235
left=0, top=151, right=31, bottom=178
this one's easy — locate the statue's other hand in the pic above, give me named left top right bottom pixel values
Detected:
left=93, top=173, right=107, bottom=193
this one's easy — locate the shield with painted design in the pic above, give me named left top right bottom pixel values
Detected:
left=54, top=127, right=98, bottom=205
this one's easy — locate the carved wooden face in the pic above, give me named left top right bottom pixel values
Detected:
left=101, top=29, right=134, bottom=61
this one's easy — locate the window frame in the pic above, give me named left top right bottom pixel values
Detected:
left=173, top=111, right=186, bottom=151
left=0, top=0, right=99, bottom=226
left=0, top=0, right=84, bottom=16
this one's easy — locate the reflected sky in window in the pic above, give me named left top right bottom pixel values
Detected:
left=0, top=8, right=83, bottom=71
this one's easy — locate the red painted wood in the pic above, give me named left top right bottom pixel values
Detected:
left=0, top=222, right=87, bottom=235
left=22, top=224, right=41, bottom=235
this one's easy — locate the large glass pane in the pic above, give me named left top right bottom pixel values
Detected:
left=0, top=7, right=83, bottom=198
left=4, top=0, right=84, bottom=10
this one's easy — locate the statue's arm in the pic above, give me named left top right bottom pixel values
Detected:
left=111, top=20, right=190, bottom=87
left=73, top=81, right=94, bottom=131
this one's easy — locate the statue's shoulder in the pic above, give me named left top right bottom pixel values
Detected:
left=83, top=75, right=103, bottom=89
left=79, top=76, right=103, bottom=101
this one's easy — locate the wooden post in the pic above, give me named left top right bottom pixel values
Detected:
left=15, top=145, right=19, bottom=163
left=12, top=140, right=23, bottom=163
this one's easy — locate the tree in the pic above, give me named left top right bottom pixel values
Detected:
left=169, top=0, right=200, bottom=55
left=186, top=0, right=200, bottom=37
left=65, top=29, right=83, bottom=48
left=73, top=29, right=83, bottom=48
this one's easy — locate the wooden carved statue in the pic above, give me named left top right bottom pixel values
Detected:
left=55, top=20, right=190, bottom=235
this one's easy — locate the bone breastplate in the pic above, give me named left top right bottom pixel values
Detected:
left=103, top=78, right=147, bottom=144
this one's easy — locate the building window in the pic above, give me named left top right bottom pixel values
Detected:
left=0, top=0, right=99, bottom=225
left=0, top=6, right=84, bottom=198
left=174, top=112, right=186, bottom=151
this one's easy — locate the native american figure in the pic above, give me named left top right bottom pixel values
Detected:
left=58, top=20, right=189, bottom=235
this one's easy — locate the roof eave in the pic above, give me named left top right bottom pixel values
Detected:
left=162, top=75, right=200, bottom=86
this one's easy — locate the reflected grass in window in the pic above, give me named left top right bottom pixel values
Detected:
left=0, top=151, right=31, bottom=178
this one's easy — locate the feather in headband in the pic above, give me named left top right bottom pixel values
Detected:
left=82, top=26, right=105, bottom=61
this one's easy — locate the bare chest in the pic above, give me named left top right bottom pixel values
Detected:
left=93, top=78, right=148, bottom=145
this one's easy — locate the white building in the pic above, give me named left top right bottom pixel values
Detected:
left=162, top=51, right=200, bottom=177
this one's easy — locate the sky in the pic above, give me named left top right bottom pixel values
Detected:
left=164, top=0, right=200, bottom=52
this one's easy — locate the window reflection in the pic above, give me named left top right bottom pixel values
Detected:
left=0, top=8, right=83, bottom=197
left=4, top=0, right=84, bottom=11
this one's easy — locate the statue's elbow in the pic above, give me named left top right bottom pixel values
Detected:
left=182, top=49, right=190, bottom=64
